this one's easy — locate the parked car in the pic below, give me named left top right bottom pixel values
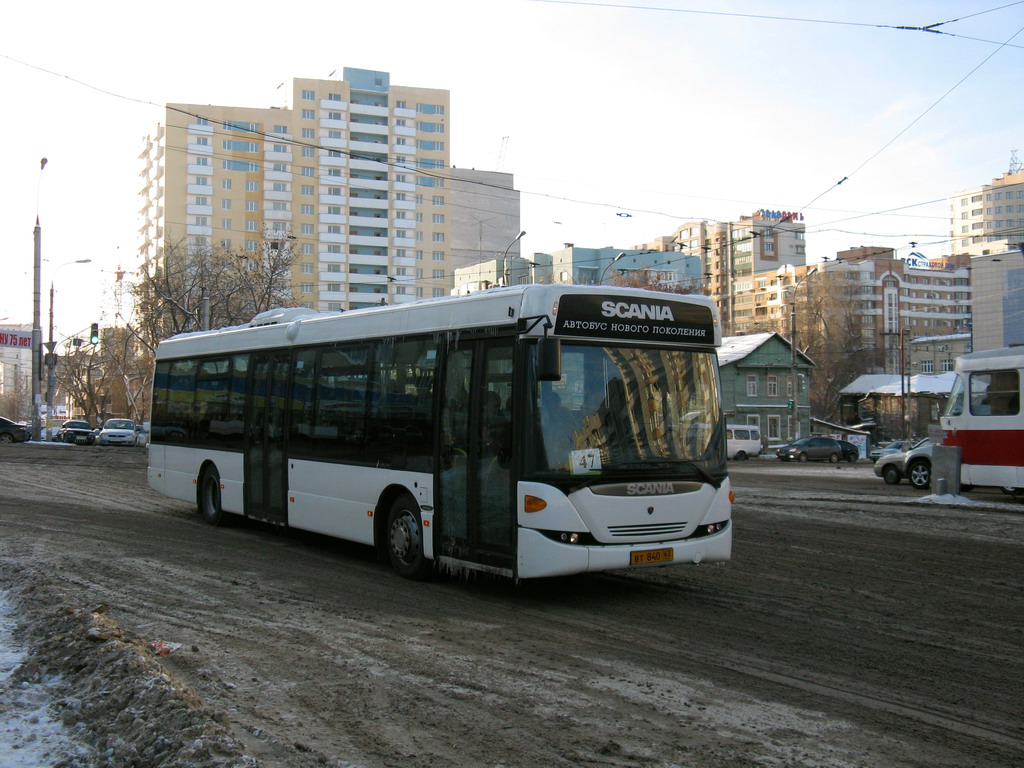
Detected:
left=726, top=425, right=762, bottom=460
left=836, top=440, right=861, bottom=463
left=873, top=438, right=933, bottom=489
left=56, top=419, right=97, bottom=445
left=97, top=418, right=139, bottom=446
left=0, top=416, right=30, bottom=444
left=776, top=436, right=846, bottom=463
left=868, top=440, right=912, bottom=463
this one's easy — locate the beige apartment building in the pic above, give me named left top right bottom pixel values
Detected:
left=641, top=210, right=807, bottom=334
left=949, top=168, right=1024, bottom=257
left=730, top=247, right=971, bottom=374
left=139, top=68, right=481, bottom=310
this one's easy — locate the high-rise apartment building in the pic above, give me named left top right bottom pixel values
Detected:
left=949, top=169, right=1024, bottom=257
left=640, top=210, right=807, bottom=334
left=139, top=68, right=482, bottom=310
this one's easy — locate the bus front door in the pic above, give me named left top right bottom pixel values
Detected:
left=244, top=351, right=290, bottom=524
left=438, top=337, right=515, bottom=571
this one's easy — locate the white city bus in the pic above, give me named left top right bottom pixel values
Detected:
left=940, top=346, right=1023, bottom=493
left=148, top=285, right=733, bottom=580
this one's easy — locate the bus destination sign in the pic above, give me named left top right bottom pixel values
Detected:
left=554, top=294, right=715, bottom=344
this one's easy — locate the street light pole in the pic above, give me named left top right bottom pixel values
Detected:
left=45, top=259, right=92, bottom=439
left=503, top=231, right=528, bottom=288
left=788, top=267, right=817, bottom=441
left=600, top=252, right=627, bottom=284
left=31, top=158, right=47, bottom=441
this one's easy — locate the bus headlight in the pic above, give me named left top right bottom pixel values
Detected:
left=560, top=532, right=580, bottom=544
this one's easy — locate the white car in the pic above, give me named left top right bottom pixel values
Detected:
left=97, top=419, right=138, bottom=447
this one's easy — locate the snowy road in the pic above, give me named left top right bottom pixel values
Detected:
left=0, top=443, right=1021, bottom=767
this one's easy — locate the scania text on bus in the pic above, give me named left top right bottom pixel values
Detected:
left=147, top=285, right=733, bottom=580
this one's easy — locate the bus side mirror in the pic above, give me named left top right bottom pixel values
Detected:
left=537, top=337, right=561, bottom=381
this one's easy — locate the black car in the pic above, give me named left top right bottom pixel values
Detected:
left=777, top=436, right=847, bottom=463
left=837, top=440, right=861, bottom=462
left=56, top=419, right=97, bottom=445
left=0, top=416, right=29, bottom=444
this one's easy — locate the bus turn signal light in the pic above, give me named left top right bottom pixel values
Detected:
left=524, top=495, right=547, bottom=513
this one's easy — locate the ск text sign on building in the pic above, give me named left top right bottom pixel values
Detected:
left=0, top=331, right=32, bottom=349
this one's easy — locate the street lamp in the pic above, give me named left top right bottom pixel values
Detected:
left=45, top=259, right=92, bottom=439
left=501, top=230, right=526, bottom=285
left=31, top=158, right=47, bottom=441
left=600, top=252, right=627, bottom=284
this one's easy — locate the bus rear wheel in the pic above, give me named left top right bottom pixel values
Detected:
left=387, top=494, right=429, bottom=580
left=199, top=466, right=228, bottom=526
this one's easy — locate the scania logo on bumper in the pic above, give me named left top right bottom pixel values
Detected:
left=626, top=482, right=675, bottom=496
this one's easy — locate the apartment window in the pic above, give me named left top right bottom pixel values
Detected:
left=246, top=221, right=258, bottom=231
left=302, top=128, right=315, bottom=139
left=300, top=204, right=314, bottom=215
left=395, top=229, right=408, bottom=239
left=221, top=179, right=232, bottom=190
left=920, top=360, right=934, bottom=373
left=196, top=117, right=208, bottom=126
left=327, top=244, right=342, bottom=254
left=301, top=263, right=314, bottom=274
left=327, top=187, right=342, bottom=196
left=300, top=243, right=313, bottom=255
left=220, top=239, right=231, bottom=249
left=395, top=174, right=408, bottom=183
left=193, top=177, right=209, bottom=186
left=245, top=181, right=259, bottom=192
left=272, top=163, right=288, bottom=173
left=432, top=288, right=445, bottom=298
left=327, top=168, right=342, bottom=177
left=415, top=250, right=424, bottom=261
left=415, top=268, right=423, bottom=279
left=301, top=167, right=315, bottom=177
left=194, top=157, right=210, bottom=167
left=327, top=206, right=342, bottom=215
left=300, top=282, right=313, bottom=294
left=301, top=109, right=315, bottom=120
left=301, top=223, right=314, bottom=235
left=395, top=119, right=406, bottom=127
left=194, top=216, right=208, bottom=226
left=414, top=212, right=424, bottom=222
left=328, top=130, right=343, bottom=139
left=415, top=231, right=424, bottom=241
left=194, top=196, right=209, bottom=206
left=417, top=104, right=445, bottom=115
left=328, top=111, right=343, bottom=120
left=417, top=121, right=445, bottom=133
left=220, top=199, right=232, bottom=210
left=746, top=374, right=758, bottom=397
left=328, top=93, right=342, bottom=101
left=221, top=218, right=231, bottom=229
left=327, top=283, right=342, bottom=292
left=245, top=240, right=258, bottom=252
left=432, top=269, right=444, bottom=279
left=302, top=89, right=315, bottom=100
left=246, top=201, right=258, bottom=212
left=301, top=147, right=314, bottom=158
left=432, top=251, right=445, bottom=261
left=326, top=263, right=342, bottom=273
left=767, top=375, right=779, bottom=397
left=301, top=185, right=315, bottom=195
left=395, top=100, right=407, bottom=109
left=432, top=214, right=445, bottom=224
left=272, top=202, right=288, bottom=211
left=432, top=232, right=445, bottom=242
left=223, top=140, right=259, bottom=152
left=417, top=140, right=445, bottom=151
left=432, top=195, right=444, bottom=206
left=271, top=182, right=287, bottom=193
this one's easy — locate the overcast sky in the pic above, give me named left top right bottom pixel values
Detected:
left=3, top=0, right=1023, bottom=338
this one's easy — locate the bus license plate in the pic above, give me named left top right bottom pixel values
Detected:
left=630, top=548, right=674, bottom=566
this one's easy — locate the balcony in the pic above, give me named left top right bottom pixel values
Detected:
left=318, top=251, right=346, bottom=264
left=350, top=177, right=389, bottom=192
left=349, top=158, right=388, bottom=173
left=350, top=103, right=389, bottom=118
left=350, top=140, right=389, bottom=155
left=321, top=137, right=347, bottom=149
left=393, top=107, right=416, bottom=119
left=320, top=231, right=347, bottom=244
left=350, top=214, right=389, bottom=228
left=319, top=99, right=348, bottom=111
left=186, top=204, right=213, bottom=215
left=347, top=194, right=387, bottom=207
left=319, top=213, right=347, bottom=225
left=187, top=163, right=213, bottom=176
left=263, top=170, right=290, bottom=182
left=265, top=210, right=292, bottom=222
left=264, top=150, right=292, bottom=162
left=350, top=234, right=389, bottom=247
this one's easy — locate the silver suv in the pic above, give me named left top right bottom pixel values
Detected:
left=873, top=438, right=933, bottom=490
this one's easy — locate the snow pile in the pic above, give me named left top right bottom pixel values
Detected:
left=1, top=571, right=257, bottom=768
left=912, top=493, right=986, bottom=506
left=0, top=594, right=93, bottom=767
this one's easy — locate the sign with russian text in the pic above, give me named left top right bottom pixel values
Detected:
left=0, top=331, right=32, bottom=349
left=554, top=294, right=716, bottom=345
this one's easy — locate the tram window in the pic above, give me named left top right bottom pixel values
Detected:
left=969, top=370, right=1020, bottom=416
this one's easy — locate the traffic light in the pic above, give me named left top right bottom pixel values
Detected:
left=787, top=399, right=794, bottom=411
left=89, top=323, right=100, bottom=345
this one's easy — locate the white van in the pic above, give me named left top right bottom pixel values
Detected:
left=726, top=425, right=762, bottom=460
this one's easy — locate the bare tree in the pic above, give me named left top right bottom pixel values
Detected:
left=795, top=269, right=883, bottom=424
left=130, top=233, right=298, bottom=353
left=606, top=269, right=704, bottom=295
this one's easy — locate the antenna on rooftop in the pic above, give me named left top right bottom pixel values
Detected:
left=1011, top=149, right=1022, bottom=175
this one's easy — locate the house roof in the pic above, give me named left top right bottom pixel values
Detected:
left=717, top=332, right=779, bottom=365
left=840, top=372, right=956, bottom=396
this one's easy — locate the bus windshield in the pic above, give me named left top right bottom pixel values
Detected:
left=529, top=342, right=722, bottom=477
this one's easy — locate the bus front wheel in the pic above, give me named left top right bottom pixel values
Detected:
left=387, top=494, right=429, bottom=580
left=199, top=466, right=228, bottom=526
